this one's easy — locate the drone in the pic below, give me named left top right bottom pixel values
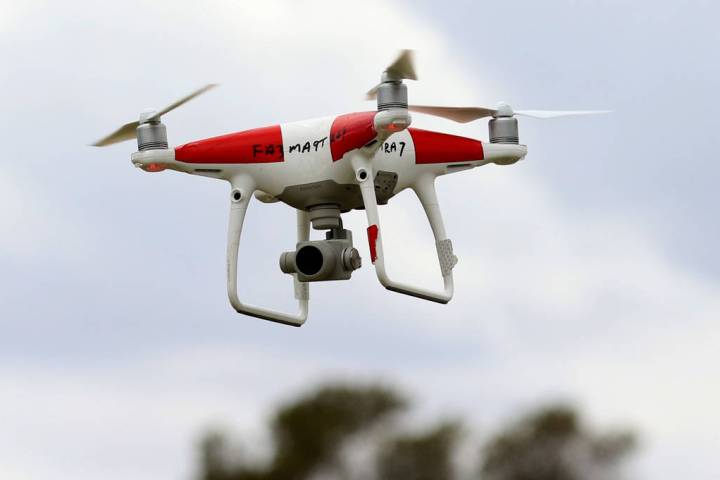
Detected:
left=93, top=50, right=606, bottom=326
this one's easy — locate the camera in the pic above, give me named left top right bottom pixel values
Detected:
left=279, top=228, right=361, bottom=282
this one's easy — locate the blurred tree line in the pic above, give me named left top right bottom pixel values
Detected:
left=197, top=383, right=636, bottom=480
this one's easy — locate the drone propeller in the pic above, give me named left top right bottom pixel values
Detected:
left=408, top=103, right=610, bottom=123
left=409, top=102, right=610, bottom=145
left=366, top=49, right=418, bottom=101
left=92, top=84, right=217, bottom=147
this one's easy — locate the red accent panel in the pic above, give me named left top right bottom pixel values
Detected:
left=367, top=224, right=379, bottom=264
left=175, top=125, right=284, bottom=164
left=330, top=112, right=377, bottom=161
left=409, top=128, right=484, bottom=164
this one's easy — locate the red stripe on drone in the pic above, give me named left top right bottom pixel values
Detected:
left=330, top=112, right=377, bottom=161
left=408, top=128, right=484, bottom=164
left=175, top=125, right=284, bottom=164
left=367, top=224, right=379, bottom=264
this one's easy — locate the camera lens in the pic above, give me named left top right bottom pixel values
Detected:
left=295, top=245, right=324, bottom=276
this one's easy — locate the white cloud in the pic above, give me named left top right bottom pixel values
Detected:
left=0, top=169, right=90, bottom=263
left=0, top=1, right=45, bottom=34
left=1, top=1, right=719, bottom=480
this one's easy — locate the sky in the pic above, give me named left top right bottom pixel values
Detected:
left=1, top=0, right=719, bottom=479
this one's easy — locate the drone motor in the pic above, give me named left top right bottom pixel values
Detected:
left=488, top=103, right=519, bottom=145
left=136, top=110, right=169, bottom=151
left=367, top=50, right=415, bottom=136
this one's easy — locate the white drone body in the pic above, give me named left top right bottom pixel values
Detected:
left=94, top=50, right=606, bottom=326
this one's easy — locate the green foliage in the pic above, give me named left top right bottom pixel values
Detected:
left=377, top=422, right=461, bottom=480
left=481, top=405, right=636, bottom=480
left=196, top=385, right=636, bottom=480
left=198, top=432, right=229, bottom=480
left=268, top=383, right=406, bottom=479
left=198, top=382, right=406, bottom=480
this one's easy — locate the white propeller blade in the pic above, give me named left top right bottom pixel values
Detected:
left=514, top=109, right=612, bottom=119
left=409, top=104, right=610, bottom=123
left=91, top=83, right=218, bottom=147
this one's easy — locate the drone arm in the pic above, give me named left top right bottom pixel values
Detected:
left=352, top=156, right=456, bottom=304
left=226, top=176, right=310, bottom=326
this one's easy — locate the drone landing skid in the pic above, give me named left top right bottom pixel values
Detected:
left=351, top=152, right=456, bottom=305
left=225, top=152, right=458, bottom=327
left=226, top=176, right=310, bottom=327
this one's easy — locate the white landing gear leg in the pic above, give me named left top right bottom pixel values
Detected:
left=226, top=176, right=310, bottom=326
left=351, top=156, right=457, bottom=304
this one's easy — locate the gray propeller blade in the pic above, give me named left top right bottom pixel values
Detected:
left=91, top=120, right=140, bottom=147
left=386, top=49, right=417, bottom=81
left=409, top=104, right=611, bottom=123
left=146, top=83, right=217, bottom=122
left=365, top=85, right=381, bottom=101
left=91, top=83, right=218, bottom=147
left=408, top=105, right=498, bottom=123
left=366, top=49, right=418, bottom=100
